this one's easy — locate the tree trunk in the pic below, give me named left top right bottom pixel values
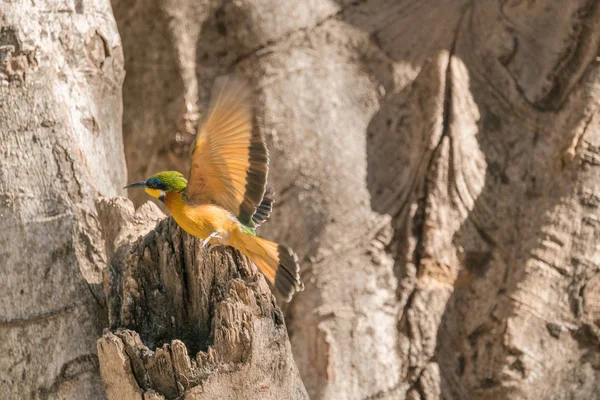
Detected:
left=94, top=197, right=307, bottom=399
left=114, top=0, right=600, bottom=399
left=0, top=1, right=126, bottom=398
left=1, top=2, right=306, bottom=400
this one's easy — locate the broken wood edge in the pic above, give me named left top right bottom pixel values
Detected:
left=94, top=196, right=307, bottom=399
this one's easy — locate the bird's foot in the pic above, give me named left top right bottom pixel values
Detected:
left=202, top=231, right=223, bottom=248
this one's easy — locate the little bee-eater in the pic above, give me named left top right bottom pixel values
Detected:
left=125, top=76, right=304, bottom=301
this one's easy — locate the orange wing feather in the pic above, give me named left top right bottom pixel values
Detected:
left=186, top=75, right=268, bottom=227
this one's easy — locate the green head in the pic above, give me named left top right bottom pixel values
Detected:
left=124, top=171, right=188, bottom=202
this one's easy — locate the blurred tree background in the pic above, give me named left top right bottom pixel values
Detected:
left=1, top=0, right=599, bottom=399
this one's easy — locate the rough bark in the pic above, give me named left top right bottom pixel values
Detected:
left=114, top=0, right=600, bottom=399
left=95, top=197, right=307, bottom=399
left=0, top=1, right=126, bottom=398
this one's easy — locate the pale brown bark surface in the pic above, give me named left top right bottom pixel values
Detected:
left=0, top=1, right=126, bottom=398
left=95, top=197, right=307, bottom=399
left=1, top=2, right=309, bottom=399
left=3, top=0, right=599, bottom=399
left=114, top=0, right=600, bottom=399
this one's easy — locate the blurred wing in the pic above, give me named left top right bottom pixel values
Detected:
left=186, top=75, right=268, bottom=227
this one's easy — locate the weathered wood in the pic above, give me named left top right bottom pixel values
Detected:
left=0, top=1, right=125, bottom=398
left=95, top=197, right=307, bottom=399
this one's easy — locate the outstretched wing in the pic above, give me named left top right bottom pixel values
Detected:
left=252, top=190, right=274, bottom=227
left=186, top=75, right=268, bottom=227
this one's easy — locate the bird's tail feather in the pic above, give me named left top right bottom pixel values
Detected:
left=236, top=234, right=304, bottom=301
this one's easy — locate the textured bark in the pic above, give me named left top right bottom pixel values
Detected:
left=114, top=0, right=600, bottom=399
left=95, top=197, right=307, bottom=399
left=0, top=1, right=126, bottom=399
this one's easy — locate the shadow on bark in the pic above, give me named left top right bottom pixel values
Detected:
left=112, top=0, right=188, bottom=207
left=435, top=44, right=600, bottom=399
left=364, top=1, right=600, bottom=398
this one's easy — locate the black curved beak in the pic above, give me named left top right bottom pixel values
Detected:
left=123, top=181, right=146, bottom=189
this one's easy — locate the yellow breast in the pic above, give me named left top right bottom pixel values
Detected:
left=164, top=192, right=238, bottom=240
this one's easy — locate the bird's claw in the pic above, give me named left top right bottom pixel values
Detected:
left=202, top=231, right=223, bottom=249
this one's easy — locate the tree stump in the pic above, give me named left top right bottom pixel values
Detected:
left=95, top=197, right=307, bottom=399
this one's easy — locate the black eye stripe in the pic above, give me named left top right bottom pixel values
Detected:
left=146, top=178, right=168, bottom=191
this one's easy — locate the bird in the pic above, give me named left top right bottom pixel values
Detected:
left=124, top=75, right=304, bottom=301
